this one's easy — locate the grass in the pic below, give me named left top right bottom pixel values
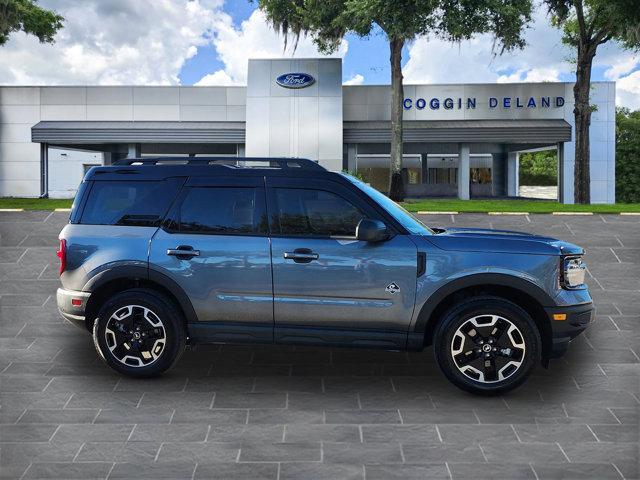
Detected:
left=1, top=197, right=639, bottom=214
left=0, top=198, right=73, bottom=210
left=402, top=199, right=640, bottom=214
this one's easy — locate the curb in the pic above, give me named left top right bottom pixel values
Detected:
left=54, top=208, right=71, bottom=212
left=488, top=212, right=529, bottom=215
left=0, top=208, right=24, bottom=212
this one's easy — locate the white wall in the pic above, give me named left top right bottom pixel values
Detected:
left=48, top=148, right=104, bottom=199
left=245, top=59, right=343, bottom=171
left=0, top=86, right=247, bottom=197
left=0, top=80, right=615, bottom=203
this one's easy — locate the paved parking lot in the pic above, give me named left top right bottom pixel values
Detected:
left=0, top=211, right=638, bottom=480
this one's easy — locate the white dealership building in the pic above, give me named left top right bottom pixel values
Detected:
left=0, top=58, right=615, bottom=203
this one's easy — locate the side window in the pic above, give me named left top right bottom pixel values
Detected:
left=80, top=179, right=182, bottom=227
left=176, top=187, right=267, bottom=235
left=274, top=188, right=364, bottom=237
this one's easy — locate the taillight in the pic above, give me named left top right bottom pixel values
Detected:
left=56, top=239, right=66, bottom=275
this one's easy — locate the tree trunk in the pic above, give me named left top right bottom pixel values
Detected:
left=573, top=46, right=595, bottom=204
left=388, top=37, right=405, bottom=202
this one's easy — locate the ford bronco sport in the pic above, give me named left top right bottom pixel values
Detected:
left=57, top=157, right=594, bottom=395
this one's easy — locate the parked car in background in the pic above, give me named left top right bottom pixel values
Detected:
left=56, top=157, right=593, bottom=394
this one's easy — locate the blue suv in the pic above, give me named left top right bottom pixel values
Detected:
left=56, top=157, right=594, bottom=394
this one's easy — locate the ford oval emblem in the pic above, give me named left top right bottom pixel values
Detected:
left=276, top=72, right=315, bottom=89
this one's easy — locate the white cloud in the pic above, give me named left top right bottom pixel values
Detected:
left=0, top=0, right=224, bottom=85
left=497, top=67, right=561, bottom=83
left=343, top=73, right=364, bottom=85
left=195, top=70, right=238, bottom=86
left=197, top=9, right=348, bottom=86
left=402, top=9, right=639, bottom=108
left=616, top=70, right=640, bottom=110
left=604, top=53, right=639, bottom=80
left=403, top=10, right=571, bottom=85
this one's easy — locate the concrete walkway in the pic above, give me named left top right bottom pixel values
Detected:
left=0, top=211, right=638, bottom=479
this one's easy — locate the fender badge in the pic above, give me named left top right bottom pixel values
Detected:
left=385, top=282, right=400, bottom=294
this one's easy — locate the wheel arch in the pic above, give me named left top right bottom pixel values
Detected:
left=83, top=265, right=197, bottom=332
left=415, top=274, right=554, bottom=362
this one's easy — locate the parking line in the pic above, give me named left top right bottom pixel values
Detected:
left=552, top=212, right=594, bottom=215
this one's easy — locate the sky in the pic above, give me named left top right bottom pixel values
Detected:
left=0, top=0, right=638, bottom=108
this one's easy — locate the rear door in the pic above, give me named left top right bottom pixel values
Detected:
left=148, top=176, right=273, bottom=343
left=267, top=177, right=418, bottom=348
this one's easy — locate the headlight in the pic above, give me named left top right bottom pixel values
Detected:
left=562, top=256, right=586, bottom=288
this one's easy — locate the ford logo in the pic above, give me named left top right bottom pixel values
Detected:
left=276, top=73, right=315, bottom=89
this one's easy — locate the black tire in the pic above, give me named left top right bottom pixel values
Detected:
left=92, top=288, right=186, bottom=378
left=433, top=296, right=540, bottom=395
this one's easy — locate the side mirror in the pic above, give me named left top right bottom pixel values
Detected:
left=356, top=218, right=390, bottom=242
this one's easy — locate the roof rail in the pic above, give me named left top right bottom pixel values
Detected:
left=113, top=156, right=326, bottom=171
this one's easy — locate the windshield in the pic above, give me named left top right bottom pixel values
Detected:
left=341, top=174, right=433, bottom=235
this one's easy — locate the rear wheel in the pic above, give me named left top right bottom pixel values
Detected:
left=92, top=289, right=186, bottom=378
left=434, top=296, right=540, bottom=395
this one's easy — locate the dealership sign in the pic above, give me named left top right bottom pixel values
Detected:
left=403, top=96, right=565, bottom=110
left=276, top=73, right=316, bottom=89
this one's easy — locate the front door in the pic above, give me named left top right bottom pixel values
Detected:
left=149, top=176, right=273, bottom=343
left=267, top=178, right=418, bottom=348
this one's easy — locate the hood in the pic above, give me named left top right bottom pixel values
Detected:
left=425, top=227, right=584, bottom=256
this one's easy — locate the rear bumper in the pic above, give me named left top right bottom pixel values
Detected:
left=545, top=302, right=595, bottom=358
left=56, top=288, right=91, bottom=331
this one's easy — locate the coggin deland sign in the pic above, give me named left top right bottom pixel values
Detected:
left=403, top=95, right=565, bottom=110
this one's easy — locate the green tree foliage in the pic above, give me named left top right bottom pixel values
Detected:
left=519, top=150, right=558, bottom=186
left=0, top=0, right=63, bottom=45
left=616, top=108, right=640, bottom=203
left=544, top=0, right=640, bottom=204
left=257, top=0, right=533, bottom=201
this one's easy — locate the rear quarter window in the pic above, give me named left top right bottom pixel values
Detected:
left=80, top=179, right=183, bottom=227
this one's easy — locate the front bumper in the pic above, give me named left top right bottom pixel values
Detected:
left=545, top=302, right=595, bottom=358
left=56, top=288, right=91, bottom=330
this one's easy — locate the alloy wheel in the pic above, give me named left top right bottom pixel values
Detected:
left=104, top=305, right=167, bottom=367
left=450, top=314, right=526, bottom=383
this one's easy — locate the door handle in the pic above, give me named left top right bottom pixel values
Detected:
left=283, top=248, right=319, bottom=263
left=166, top=246, right=200, bottom=258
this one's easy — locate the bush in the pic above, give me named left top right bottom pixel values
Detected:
left=519, top=150, right=558, bottom=186
left=616, top=108, right=640, bottom=203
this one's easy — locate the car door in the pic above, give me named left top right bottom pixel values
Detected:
left=267, top=177, right=418, bottom=349
left=148, top=176, right=273, bottom=343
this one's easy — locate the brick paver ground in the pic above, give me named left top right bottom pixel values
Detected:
left=0, top=211, right=638, bottom=479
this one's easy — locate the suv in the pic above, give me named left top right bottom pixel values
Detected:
left=57, top=157, right=593, bottom=395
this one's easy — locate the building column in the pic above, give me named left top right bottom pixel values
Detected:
left=557, top=142, right=565, bottom=203
left=491, top=151, right=507, bottom=197
left=127, top=143, right=141, bottom=158
left=39, top=143, right=49, bottom=198
left=346, top=144, right=357, bottom=172
left=457, top=143, right=470, bottom=200
left=507, top=151, right=519, bottom=197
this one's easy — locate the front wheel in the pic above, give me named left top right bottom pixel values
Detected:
left=434, top=296, right=540, bottom=395
left=92, top=289, right=186, bottom=378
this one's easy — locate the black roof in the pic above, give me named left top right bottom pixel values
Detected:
left=85, top=157, right=338, bottom=181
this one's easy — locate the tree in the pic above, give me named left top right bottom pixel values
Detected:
left=545, top=0, right=640, bottom=204
left=258, top=0, right=533, bottom=200
left=0, top=0, right=64, bottom=46
left=615, top=107, right=640, bottom=203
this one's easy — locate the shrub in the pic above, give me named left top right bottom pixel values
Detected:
left=616, top=108, right=640, bottom=203
left=519, top=150, right=558, bottom=186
